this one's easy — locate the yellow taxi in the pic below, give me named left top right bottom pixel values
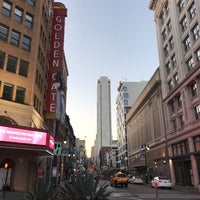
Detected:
left=110, top=172, right=128, bottom=187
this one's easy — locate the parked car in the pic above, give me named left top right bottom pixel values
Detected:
left=151, top=176, right=172, bottom=189
left=129, top=176, right=143, bottom=184
left=110, top=172, right=129, bottom=187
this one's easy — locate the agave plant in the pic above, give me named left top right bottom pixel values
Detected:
left=50, top=177, right=79, bottom=200
left=24, top=180, right=56, bottom=200
left=69, top=173, right=111, bottom=200
left=24, top=171, right=111, bottom=200
left=58, top=172, right=111, bottom=200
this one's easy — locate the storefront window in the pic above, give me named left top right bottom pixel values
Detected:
left=194, top=136, right=200, bottom=151
left=172, top=140, right=189, bottom=156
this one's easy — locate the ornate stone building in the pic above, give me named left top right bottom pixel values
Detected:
left=0, top=0, right=72, bottom=191
left=149, top=0, right=200, bottom=187
left=126, top=69, right=167, bottom=182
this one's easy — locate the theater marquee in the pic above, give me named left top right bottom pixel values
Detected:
left=0, top=125, right=54, bottom=150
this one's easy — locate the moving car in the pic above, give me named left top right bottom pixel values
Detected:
left=129, top=176, right=143, bottom=184
left=151, top=176, right=172, bottom=189
left=110, top=172, right=129, bottom=187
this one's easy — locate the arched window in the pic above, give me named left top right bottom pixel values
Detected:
left=0, top=116, right=17, bottom=125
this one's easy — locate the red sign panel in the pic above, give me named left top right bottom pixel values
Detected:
left=49, top=135, right=55, bottom=150
left=46, top=7, right=67, bottom=114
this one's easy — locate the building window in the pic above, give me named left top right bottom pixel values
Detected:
left=169, top=37, right=174, bottom=49
left=123, top=100, right=128, bottom=106
left=172, top=141, right=189, bottom=156
left=19, top=59, right=28, bottom=77
left=36, top=69, right=39, bottom=84
left=2, top=83, right=13, bottom=101
left=183, top=35, right=191, bottom=51
left=165, top=2, right=169, bottom=16
left=180, top=15, right=187, bottom=31
left=171, top=54, right=177, bottom=67
left=25, top=13, right=33, bottom=28
left=122, top=86, right=127, bottom=92
left=168, top=79, right=173, bottom=90
left=34, top=94, right=40, bottom=112
left=6, top=55, right=17, bottom=73
left=172, top=119, right=176, bottom=131
left=123, top=93, right=129, bottom=99
left=0, top=24, right=9, bottom=41
left=194, top=136, right=200, bottom=151
left=173, top=73, right=179, bottom=85
left=26, top=0, right=35, bottom=7
left=190, top=82, right=197, bottom=97
left=35, top=70, right=42, bottom=90
left=178, top=0, right=185, bottom=12
left=167, top=20, right=172, bottom=33
left=186, top=57, right=194, bottom=71
left=14, top=7, right=23, bottom=22
left=0, top=51, right=5, bottom=69
left=178, top=115, right=184, bottom=127
left=15, top=86, right=25, bottom=103
left=10, top=30, right=20, bottom=46
left=165, top=62, right=171, bottom=74
left=2, top=1, right=12, bottom=16
left=34, top=94, right=37, bottom=109
left=160, top=11, right=164, bottom=25
left=164, top=45, right=169, bottom=57
left=181, top=141, right=189, bottom=154
left=177, top=143, right=182, bottom=154
left=196, top=48, right=200, bottom=61
left=34, top=94, right=41, bottom=113
left=22, top=35, right=31, bottom=51
left=169, top=100, right=175, bottom=113
left=188, top=2, right=196, bottom=19
left=172, top=145, right=177, bottom=156
left=192, top=23, right=200, bottom=41
left=162, top=29, right=167, bottom=41
left=194, top=104, right=200, bottom=119
left=177, top=95, right=182, bottom=108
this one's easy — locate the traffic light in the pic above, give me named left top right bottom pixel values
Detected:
left=54, top=142, right=62, bottom=155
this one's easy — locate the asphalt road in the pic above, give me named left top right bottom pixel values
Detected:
left=106, top=181, right=200, bottom=200
left=1, top=181, right=200, bottom=200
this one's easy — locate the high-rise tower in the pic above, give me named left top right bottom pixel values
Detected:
left=95, top=77, right=112, bottom=166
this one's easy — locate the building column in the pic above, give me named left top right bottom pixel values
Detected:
left=169, top=158, right=176, bottom=185
left=168, top=145, right=176, bottom=185
left=188, top=137, right=199, bottom=187
left=190, top=155, right=199, bottom=187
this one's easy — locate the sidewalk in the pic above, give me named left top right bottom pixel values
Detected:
left=0, top=191, right=27, bottom=200
left=173, top=185, right=200, bottom=194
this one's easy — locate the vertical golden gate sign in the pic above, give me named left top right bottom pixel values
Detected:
left=46, top=3, right=67, bottom=119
